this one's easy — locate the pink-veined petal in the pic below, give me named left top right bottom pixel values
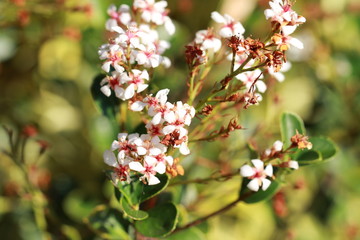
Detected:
left=251, top=159, right=264, bottom=170
left=144, top=156, right=157, bottom=166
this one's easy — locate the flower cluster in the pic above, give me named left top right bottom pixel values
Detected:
left=241, top=138, right=308, bottom=192
left=104, top=89, right=195, bottom=185
left=99, top=0, right=175, bottom=100
left=99, top=1, right=196, bottom=185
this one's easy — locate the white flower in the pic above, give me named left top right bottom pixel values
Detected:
left=136, top=44, right=161, bottom=68
left=111, top=133, right=141, bottom=159
left=273, top=140, right=283, bottom=152
left=211, top=11, right=245, bottom=38
left=195, top=29, right=222, bottom=52
left=129, top=156, right=165, bottom=185
left=236, top=69, right=267, bottom=93
left=240, top=159, right=273, bottom=191
left=106, top=4, right=132, bottom=31
left=288, top=160, right=299, bottom=169
left=114, top=26, right=142, bottom=48
left=100, top=72, right=121, bottom=97
left=98, top=43, right=125, bottom=73
left=264, top=0, right=306, bottom=35
left=103, top=150, right=132, bottom=183
left=114, top=69, right=149, bottom=100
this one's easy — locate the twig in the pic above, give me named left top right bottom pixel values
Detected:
left=171, top=191, right=253, bottom=234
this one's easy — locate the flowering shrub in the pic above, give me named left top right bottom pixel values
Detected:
left=87, top=0, right=337, bottom=238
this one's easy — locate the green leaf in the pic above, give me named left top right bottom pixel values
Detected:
left=164, top=227, right=206, bottom=240
left=135, top=202, right=179, bottom=238
left=84, top=205, right=130, bottom=240
left=293, top=137, right=337, bottom=166
left=120, top=197, right=149, bottom=220
left=117, top=174, right=169, bottom=205
left=310, top=137, right=337, bottom=159
left=91, top=74, right=119, bottom=121
left=240, top=180, right=281, bottom=204
left=280, top=112, right=305, bottom=148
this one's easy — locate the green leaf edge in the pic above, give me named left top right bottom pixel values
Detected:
left=120, top=197, right=149, bottom=220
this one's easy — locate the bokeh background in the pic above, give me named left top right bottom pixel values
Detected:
left=1, top=0, right=360, bottom=239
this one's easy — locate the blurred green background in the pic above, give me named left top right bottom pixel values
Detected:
left=0, top=0, right=360, bottom=239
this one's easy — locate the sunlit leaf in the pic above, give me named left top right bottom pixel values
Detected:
left=120, top=197, right=149, bottom=220
left=135, top=202, right=179, bottom=238
left=280, top=112, right=305, bottom=148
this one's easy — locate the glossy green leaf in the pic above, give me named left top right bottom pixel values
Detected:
left=310, top=137, right=337, bottom=159
left=293, top=137, right=337, bottom=165
left=280, top=112, right=305, bottom=148
left=164, top=227, right=206, bottom=240
left=240, top=179, right=281, bottom=204
left=120, top=197, right=149, bottom=220
left=85, top=205, right=130, bottom=240
left=135, top=202, right=179, bottom=238
left=117, top=174, right=169, bottom=205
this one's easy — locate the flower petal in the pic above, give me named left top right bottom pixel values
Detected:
left=261, top=178, right=272, bottom=191
left=247, top=179, right=260, bottom=192
left=251, top=159, right=264, bottom=170
left=103, top=150, right=117, bottom=167
left=148, top=174, right=160, bottom=185
left=264, top=164, right=273, bottom=177
left=240, top=165, right=255, bottom=177
left=129, top=161, right=145, bottom=172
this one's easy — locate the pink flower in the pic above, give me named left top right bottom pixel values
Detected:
left=114, top=69, right=149, bottom=100
left=240, top=159, right=273, bottom=191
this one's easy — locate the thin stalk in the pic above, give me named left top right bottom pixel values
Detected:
left=169, top=171, right=239, bottom=186
left=172, top=191, right=253, bottom=234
